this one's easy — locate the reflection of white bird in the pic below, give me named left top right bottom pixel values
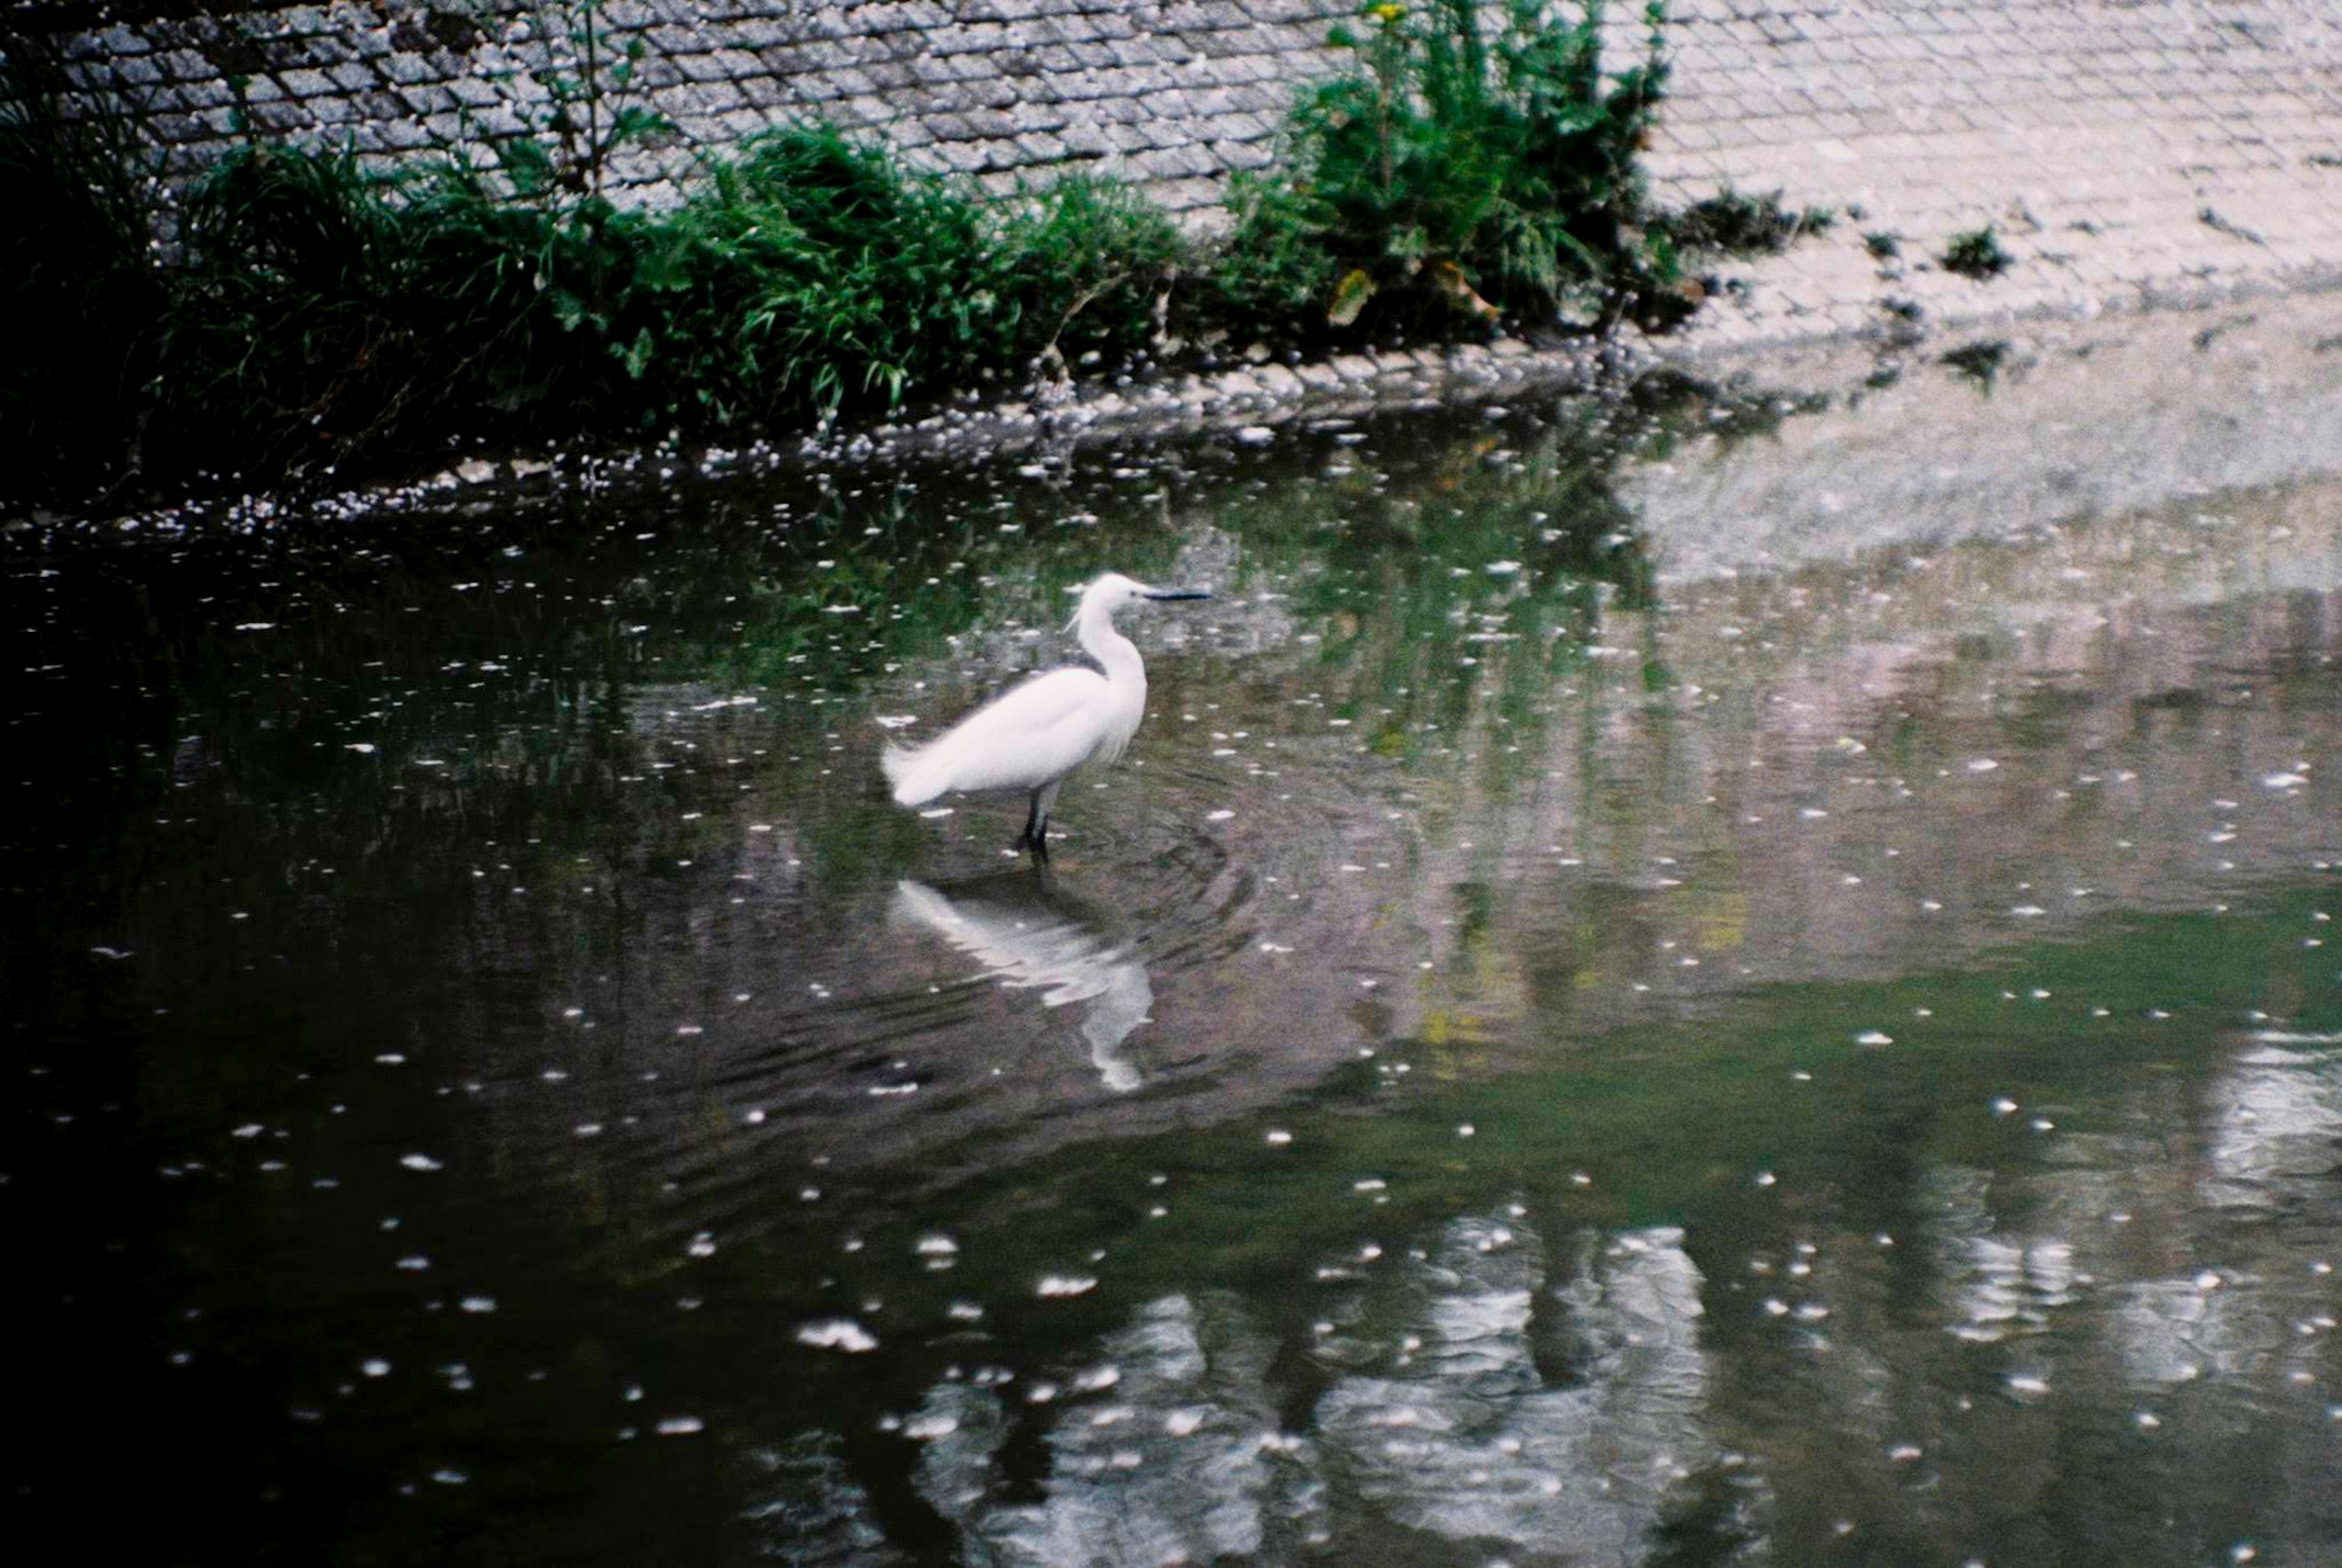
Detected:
left=889, top=878, right=1154, bottom=1092
left=882, top=572, right=1209, bottom=859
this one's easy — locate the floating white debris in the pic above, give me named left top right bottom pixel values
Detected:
left=1206, top=809, right=1235, bottom=823
left=655, top=1416, right=704, bottom=1436
left=1036, top=1275, right=1098, bottom=1298
left=1967, top=758, right=1999, bottom=773
left=1265, top=1129, right=1293, bottom=1146
left=903, top=1414, right=958, bottom=1440
left=1484, top=560, right=1522, bottom=576
left=459, top=1296, right=496, bottom=1314
left=1855, top=1031, right=1893, bottom=1046
left=399, top=1153, right=443, bottom=1172
left=346, top=743, right=376, bottom=754
left=797, top=1319, right=879, bottom=1353
left=1234, top=425, right=1275, bottom=446
left=2262, top=772, right=2307, bottom=789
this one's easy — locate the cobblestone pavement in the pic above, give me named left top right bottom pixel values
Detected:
left=1643, top=0, right=2342, bottom=351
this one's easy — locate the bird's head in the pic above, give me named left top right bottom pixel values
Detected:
left=1067, top=572, right=1211, bottom=629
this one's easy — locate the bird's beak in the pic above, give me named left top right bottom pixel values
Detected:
left=1141, top=587, right=1212, bottom=601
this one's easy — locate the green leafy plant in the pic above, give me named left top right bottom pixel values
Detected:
left=520, top=0, right=675, bottom=198
left=1205, top=0, right=1673, bottom=339
left=1940, top=225, right=2011, bottom=280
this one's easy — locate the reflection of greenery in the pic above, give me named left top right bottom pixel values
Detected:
left=1214, top=401, right=1657, bottom=799
left=1628, top=365, right=1832, bottom=453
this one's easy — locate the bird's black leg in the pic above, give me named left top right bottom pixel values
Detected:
left=1020, top=791, right=1050, bottom=862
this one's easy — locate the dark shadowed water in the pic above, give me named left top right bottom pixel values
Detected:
left=9, top=304, right=2342, bottom=1567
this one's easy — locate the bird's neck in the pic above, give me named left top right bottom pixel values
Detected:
left=1078, top=610, right=1145, bottom=689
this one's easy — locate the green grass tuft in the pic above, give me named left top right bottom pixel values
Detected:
left=1939, top=224, right=2012, bottom=281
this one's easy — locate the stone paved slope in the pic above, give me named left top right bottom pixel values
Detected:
left=1644, top=0, right=2342, bottom=348
left=13, top=0, right=2342, bottom=349
left=19, top=1, right=1358, bottom=218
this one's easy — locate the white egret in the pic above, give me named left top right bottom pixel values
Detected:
left=881, top=571, right=1210, bottom=858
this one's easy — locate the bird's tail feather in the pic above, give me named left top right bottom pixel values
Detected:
left=881, top=740, right=942, bottom=807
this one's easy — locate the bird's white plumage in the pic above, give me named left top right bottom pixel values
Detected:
left=879, top=571, right=1206, bottom=850
left=883, top=665, right=1128, bottom=805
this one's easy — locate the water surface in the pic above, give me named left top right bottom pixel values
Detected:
left=9, top=304, right=2342, bottom=1566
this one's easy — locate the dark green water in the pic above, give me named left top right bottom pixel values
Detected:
left=9, top=309, right=2342, bottom=1566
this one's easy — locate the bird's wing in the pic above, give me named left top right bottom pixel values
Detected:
left=884, top=667, right=1111, bottom=804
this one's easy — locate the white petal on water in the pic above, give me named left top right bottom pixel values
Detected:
left=796, top=1319, right=879, bottom=1353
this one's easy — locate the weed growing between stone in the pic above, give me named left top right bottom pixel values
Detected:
left=1941, top=225, right=2013, bottom=280
left=1647, top=185, right=1832, bottom=258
